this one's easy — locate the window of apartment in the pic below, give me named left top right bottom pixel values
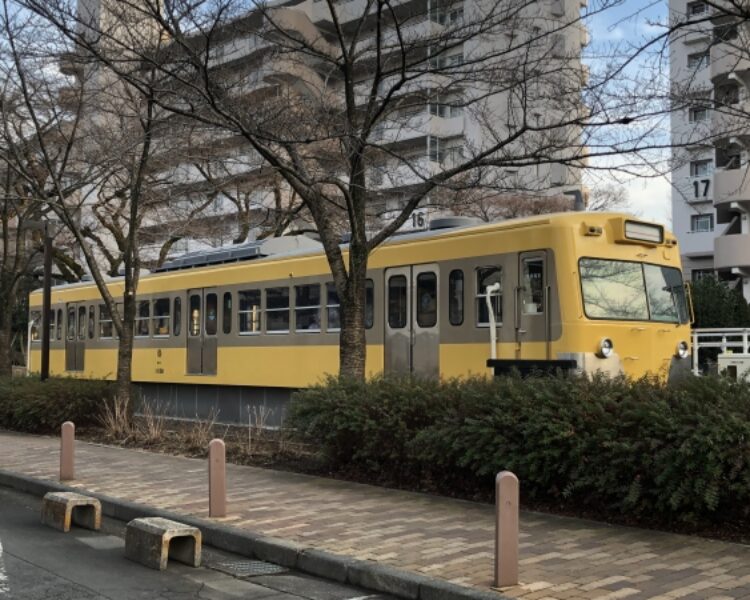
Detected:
left=690, top=159, right=713, bottom=177
left=690, top=213, right=714, bottom=232
left=266, top=287, right=290, bottom=333
left=688, top=105, right=709, bottom=122
left=687, top=51, right=709, bottom=69
left=476, top=266, right=502, bottom=326
left=431, top=4, right=463, bottom=25
left=714, top=23, right=738, bottom=43
left=691, top=268, right=715, bottom=281
left=715, top=83, right=740, bottom=106
left=429, top=96, right=463, bottom=118
left=153, top=298, right=170, bottom=337
left=295, top=284, right=321, bottom=332
left=99, top=305, right=113, bottom=339
left=687, top=1, right=708, bottom=16
left=238, top=289, right=261, bottom=334
left=135, top=300, right=150, bottom=337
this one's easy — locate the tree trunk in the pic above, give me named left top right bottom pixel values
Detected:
left=338, top=243, right=369, bottom=379
left=0, top=287, right=16, bottom=376
left=115, top=293, right=135, bottom=405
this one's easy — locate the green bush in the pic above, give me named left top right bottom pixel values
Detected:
left=289, top=374, right=750, bottom=525
left=0, top=376, right=116, bottom=433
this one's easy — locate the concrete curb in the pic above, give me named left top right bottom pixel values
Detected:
left=0, top=469, right=508, bottom=600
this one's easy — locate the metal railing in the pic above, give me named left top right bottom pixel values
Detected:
left=691, top=327, right=750, bottom=375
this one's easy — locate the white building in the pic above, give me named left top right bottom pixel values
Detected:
left=68, top=0, right=588, bottom=267
left=670, top=0, right=750, bottom=298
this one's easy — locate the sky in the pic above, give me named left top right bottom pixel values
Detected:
left=583, top=0, right=672, bottom=224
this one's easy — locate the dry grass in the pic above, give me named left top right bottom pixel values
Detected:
left=98, top=394, right=133, bottom=440
left=134, top=402, right=168, bottom=445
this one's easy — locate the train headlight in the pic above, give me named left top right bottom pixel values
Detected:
left=676, top=341, right=689, bottom=359
left=598, top=338, right=614, bottom=358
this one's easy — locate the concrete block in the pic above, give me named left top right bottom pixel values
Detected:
left=347, top=561, right=425, bottom=600
left=420, top=579, right=508, bottom=600
left=125, top=517, right=201, bottom=571
left=41, top=491, right=101, bottom=533
left=298, top=548, right=355, bottom=583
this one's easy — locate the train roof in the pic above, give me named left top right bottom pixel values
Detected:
left=41, top=211, right=670, bottom=293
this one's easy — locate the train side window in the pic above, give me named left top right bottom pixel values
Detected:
left=295, top=284, right=321, bottom=332
left=67, top=307, right=76, bottom=341
left=388, top=275, right=408, bottom=329
left=222, top=292, right=232, bottom=335
left=449, top=270, right=464, bottom=326
left=266, top=287, right=290, bottom=333
left=78, top=306, right=86, bottom=340
left=189, top=295, right=201, bottom=336
left=56, top=308, right=62, bottom=340
left=326, top=283, right=340, bottom=331
left=205, top=293, right=218, bottom=336
left=238, top=290, right=261, bottom=334
left=521, top=258, right=544, bottom=314
left=47, top=309, right=55, bottom=341
left=173, top=298, right=182, bottom=337
left=476, top=267, right=502, bottom=326
left=153, top=298, right=171, bottom=337
left=29, top=311, right=41, bottom=341
left=88, top=306, right=95, bottom=339
left=135, top=300, right=150, bottom=337
left=416, top=272, right=438, bottom=328
left=365, top=279, right=374, bottom=329
left=99, top=305, right=113, bottom=339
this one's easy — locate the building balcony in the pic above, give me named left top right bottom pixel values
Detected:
left=713, top=167, right=750, bottom=206
left=715, top=232, right=750, bottom=269
left=59, top=51, right=84, bottom=77
left=710, top=42, right=750, bottom=81
left=372, top=112, right=464, bottom=146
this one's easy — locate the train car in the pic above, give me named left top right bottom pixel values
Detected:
left=28, top=212, right=692, bottom=424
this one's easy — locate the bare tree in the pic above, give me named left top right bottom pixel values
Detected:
left=19, top=0, right=689, bottom=378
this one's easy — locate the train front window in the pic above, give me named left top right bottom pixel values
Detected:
left=580, top=259, right=687, bottom=323
left=644, top=264, right=690, bottom=323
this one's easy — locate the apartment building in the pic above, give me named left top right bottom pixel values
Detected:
left=66, top=0, right=588, bottom=267
left=670, top=0, right=750, bottom=298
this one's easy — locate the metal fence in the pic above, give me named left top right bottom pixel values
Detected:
left=691, top=328, right=750, bottom=375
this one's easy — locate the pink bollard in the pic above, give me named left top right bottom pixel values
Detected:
left=208, top=438, right=226, bottom=518
left=60, top=421, right=75, bottom=481
left=494, top=470, right=519, bottom=588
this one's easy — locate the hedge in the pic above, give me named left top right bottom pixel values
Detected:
left=0, top=376, right=116, bottom=433
left=288, top=374, right=750, bottom=525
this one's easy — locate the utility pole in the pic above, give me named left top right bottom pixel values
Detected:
left=40, top=222, right=52, bottom=381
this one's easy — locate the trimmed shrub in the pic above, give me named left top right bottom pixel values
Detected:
left=289, top=374, right=750, bottom=524
left=0, top=376, right=116, bottom=433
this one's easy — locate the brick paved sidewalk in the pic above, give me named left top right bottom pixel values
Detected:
left=1, top=431, right=748, bottom=600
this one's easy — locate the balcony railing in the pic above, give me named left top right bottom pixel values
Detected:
left=713, top=167, right=750, bottom=206
left=710, top=42, right=750, bottom=81
left=715, top=232, right=750, bottom=269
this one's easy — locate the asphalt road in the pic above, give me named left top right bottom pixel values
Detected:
left=0, top=486, right=393, bottom=600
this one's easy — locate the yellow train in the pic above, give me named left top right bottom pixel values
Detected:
left=28, top=212, right=692, bottom=423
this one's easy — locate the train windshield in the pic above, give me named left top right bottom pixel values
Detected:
left=579, top=259, right=689, bottom=324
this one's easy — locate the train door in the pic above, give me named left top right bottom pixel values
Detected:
left=384, top=264, right=439, bottom=378
left=186, top=288, right=218, bottom=375
left=515, top=251, right=549, bottom=359
left=64, top=303, right=86, bottom=371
